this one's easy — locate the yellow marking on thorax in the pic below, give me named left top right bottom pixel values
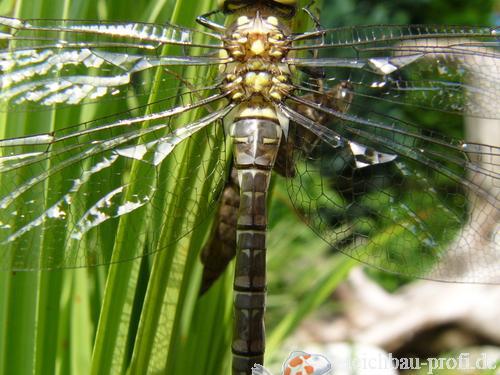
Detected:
left=250, top=39, right=265, bottom=55
left=237, top=102, right=278, bottom=120
left=244, top=71, right=271, bottom=92
left=266, top=16, right=278, bottom=25
left=237, top=15, right=249, bottom=25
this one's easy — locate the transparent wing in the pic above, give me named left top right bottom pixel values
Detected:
left=0, top=17, right=225, bottom=109
left=0, top=85, right=234, bottom=270
left=279, top=90, right=499, bottom=283
left=275, top=24, right=500, bottom=283
left=288, top=24, right=500, bottom=118
left=0, top=17, right=222, bottom=47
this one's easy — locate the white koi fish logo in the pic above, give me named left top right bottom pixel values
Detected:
left=252, top=351, right=332, bottom=375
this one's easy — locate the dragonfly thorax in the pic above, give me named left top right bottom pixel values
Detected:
left=223, top=66, right=292, bottom=102
left=224, top=13, right=290, bottom=60
left=221, top=13, right=293, bottom=102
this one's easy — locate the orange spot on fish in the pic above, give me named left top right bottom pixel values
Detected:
left=303, top=355, right=311, bottom=360
left=289, top=356, right=303, bottom=367
left=284, top=368, right=291, bottom=375
left=305, top=365, right=314, bottom=374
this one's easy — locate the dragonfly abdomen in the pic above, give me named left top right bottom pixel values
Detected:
left=230, top=110, right=283, bottom=374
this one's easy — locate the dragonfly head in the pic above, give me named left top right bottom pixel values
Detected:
left=218, top=0, right=297, bottom=18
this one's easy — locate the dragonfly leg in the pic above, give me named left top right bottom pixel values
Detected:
left=302, top=0, right=323, bottom=30
left=196, top=9, right=226, bottom=33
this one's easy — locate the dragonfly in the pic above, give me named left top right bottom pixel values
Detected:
left=0, top=0, right=499, bottom=374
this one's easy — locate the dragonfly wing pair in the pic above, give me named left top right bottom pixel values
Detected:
left=0, top=16, right=231, bottom=269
